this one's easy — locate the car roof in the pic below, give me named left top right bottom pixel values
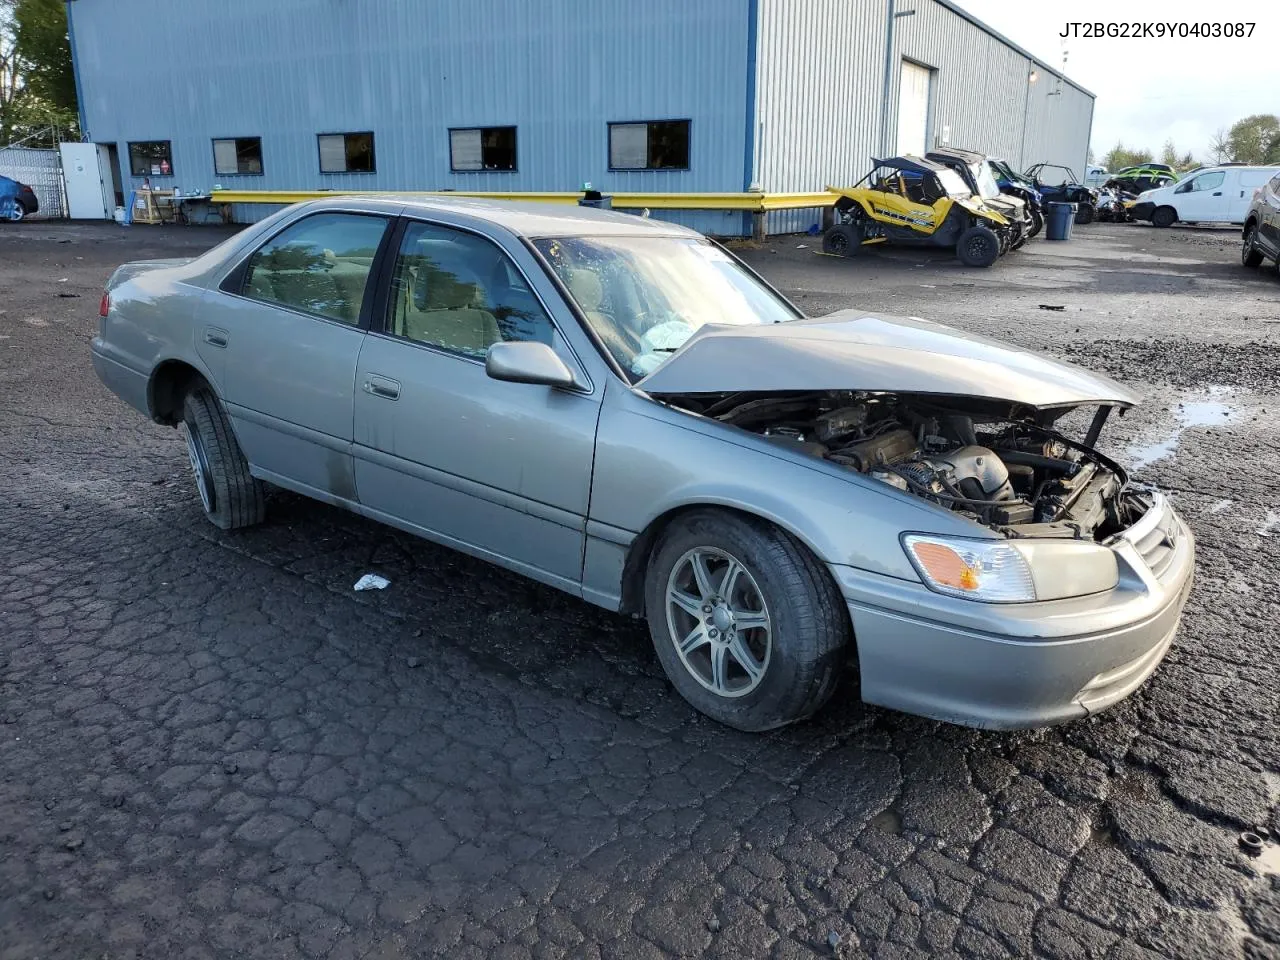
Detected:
left=298, top=194, right=702, bottom=239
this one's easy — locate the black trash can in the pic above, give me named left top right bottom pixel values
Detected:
left=1045, top=201, right=1076, bottom=241
left=579, top=190, right=613, bottom=209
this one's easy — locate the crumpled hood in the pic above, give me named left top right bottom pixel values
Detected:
left=636, top=310, right=1138, bottom=410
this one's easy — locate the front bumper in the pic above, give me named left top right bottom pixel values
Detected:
left=834, top=495, right=1194, bottom=729
left=1130, top=201, right=1155, bottom=222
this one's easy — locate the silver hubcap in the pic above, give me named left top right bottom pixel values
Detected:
left=665, top=547, right=771, bottom=698
left=184, top=426, right=215, bottom=514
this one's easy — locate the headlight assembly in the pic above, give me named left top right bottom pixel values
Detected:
left=902, top=534, right=1118, bottom=603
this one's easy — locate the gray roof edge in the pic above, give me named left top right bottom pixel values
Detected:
left=931, top=0, right=1096, bottom=100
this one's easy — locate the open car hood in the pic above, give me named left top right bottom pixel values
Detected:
left=636, top=310, right=1138, bottom=410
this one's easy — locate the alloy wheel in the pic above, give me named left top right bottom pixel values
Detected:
left=184, top=425, right=216, bottom=514
left=665, top=547, right=771, bottom=698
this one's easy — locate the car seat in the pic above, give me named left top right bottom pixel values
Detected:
left=401, top=261, right=500, bottom=356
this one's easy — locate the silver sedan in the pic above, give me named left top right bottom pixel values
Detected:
left=91, top=197, right=1193, bottom=731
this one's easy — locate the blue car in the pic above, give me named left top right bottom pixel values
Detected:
left=0, top=175, right=40, bottom=221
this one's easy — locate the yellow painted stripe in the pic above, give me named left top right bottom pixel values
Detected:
left=210, top=189, right=841, bottom=212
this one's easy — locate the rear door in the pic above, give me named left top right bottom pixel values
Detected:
left=1170, top=170, right=1227, bottom=222
left=201, top=210, right=393, bottom=501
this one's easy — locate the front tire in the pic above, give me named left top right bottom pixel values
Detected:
left=1151, top=206, right=1177, bottom=228
left=643, top=510, right=849, bottom=732
left=822, top=222, right=863, bottom=258
left=1242, top=225, right=1264, bottom=268
left=181, top=385, right=265, bottom=530
left=956, top=225, right=1001, bottom=267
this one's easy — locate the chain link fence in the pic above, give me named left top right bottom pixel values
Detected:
left=0, top=144, right=66, bottom=219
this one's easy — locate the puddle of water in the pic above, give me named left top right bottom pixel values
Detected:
left=870, top=809, right=903, bottom=834
left=1127, top=386, right=1236, bottom=471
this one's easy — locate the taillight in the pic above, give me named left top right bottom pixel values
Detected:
left=99, top=291, right=110, bottom=317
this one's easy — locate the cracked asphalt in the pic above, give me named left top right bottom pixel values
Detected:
left=2, top=219, right=1279, bottom=959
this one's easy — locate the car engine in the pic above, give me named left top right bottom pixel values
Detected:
left=678, top=390, right=1147, bottom=541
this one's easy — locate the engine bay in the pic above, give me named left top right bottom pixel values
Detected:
left=671, top=390, right=1150, bottom=542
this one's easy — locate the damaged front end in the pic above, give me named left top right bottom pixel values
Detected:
left=664, top=390, right=1151, bottom=544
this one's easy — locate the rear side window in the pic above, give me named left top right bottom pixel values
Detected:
left=385, top=221, right=555, bottom=357
left=1270, top=174, right=1280, bottom=193
left=240, top=213, right=389, bottom=325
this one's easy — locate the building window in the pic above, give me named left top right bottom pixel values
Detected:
left=449, top=127, right=517, bottom=172
left=318, top=132, right=375, bottom=174
left=213, top=137, right=263, bottom=176
left=128, top=141, right=173, bottom=177
left=608, top=120, right=690, bottom=171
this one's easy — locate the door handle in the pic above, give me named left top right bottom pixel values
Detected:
left=203, top=326, right=228, bottom=348
left=363, top=375, right=401, bottom=400
left=1212, top=192, right=1222, bottom=197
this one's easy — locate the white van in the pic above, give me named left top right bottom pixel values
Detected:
left=1084, top=165, right=1110, bottom=188
left=1131, top=165, right=1280, bottom=227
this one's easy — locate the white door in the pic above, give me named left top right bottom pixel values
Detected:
left=59, top=142, right=110, bottom=219
left=896, top=60, right=931, bottom=156
left=1230, top=169, right=1276, bottom=222
left=1170, top=170, right=1227, bottom=222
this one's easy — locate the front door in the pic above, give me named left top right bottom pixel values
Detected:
left=201, top=210, right=392, bottom=501
left=59, top=142, right=109, bottom=219
left=353, top=218, right=601, bottom=591
left=1260, top=174, right=1280, bottom=252
left=1171, top=170, right=1227, bottom=222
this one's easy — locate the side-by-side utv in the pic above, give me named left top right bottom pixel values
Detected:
left=824, top=156, right=1012, bottom=268
left=926, top=147, right=1033, bottom=250
left=988, top=158, right=1045, bottom=237
left=1024, top=163, right=1098, bottom=224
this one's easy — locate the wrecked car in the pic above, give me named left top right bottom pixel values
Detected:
left=91, top=198, right=1194, bottom=732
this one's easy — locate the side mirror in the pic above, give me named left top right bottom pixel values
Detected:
left=485, top=341, right=579, bottom=390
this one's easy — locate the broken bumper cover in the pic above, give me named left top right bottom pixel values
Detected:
left=1130, top=201, right=1156, bottom=222
left=832, top=497, right=1194, bottom=729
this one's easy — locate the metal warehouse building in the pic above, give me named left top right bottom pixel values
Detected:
left=66, top=0, right=1093, bottom=235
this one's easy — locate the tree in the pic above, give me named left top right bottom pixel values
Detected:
left=1225, top=114, right=1280, bottom=165
left=1102, top=142, right=1153, bottom=172
left=1178, top=151, right=1196, bottom=170
left=1159, top=139, right=1178, bottom=167
left=0, top=0, right=77, bottom=146
left=1208, top=128, right=1231, bottom=164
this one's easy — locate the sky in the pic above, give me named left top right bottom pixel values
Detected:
left=951, top=0, right=1280, bottom=165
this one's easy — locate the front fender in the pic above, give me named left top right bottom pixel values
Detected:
left=590, top=385, right=989, bottom=583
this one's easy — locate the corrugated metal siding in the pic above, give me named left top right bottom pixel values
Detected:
left=753, top=0, right=888, bottom=233
left=755, top=0, right=1094, bottom=233
left=69, top=0, right=751, bottom=234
